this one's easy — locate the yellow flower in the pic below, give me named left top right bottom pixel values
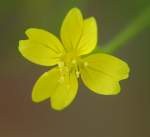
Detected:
left=19, top=8, right=130, bottom=110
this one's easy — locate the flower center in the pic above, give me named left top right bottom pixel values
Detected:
left=58, top=52, right=80, bottom=81
left=57, top=52, right=89, bottom=83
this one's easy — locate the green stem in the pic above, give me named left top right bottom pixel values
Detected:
left=96, top=6, right=150, bottom=54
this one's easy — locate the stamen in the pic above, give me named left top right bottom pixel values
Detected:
left=58, top=61, right=64, bottom=68
left=65, top=67, right=69, bottom=72
left=72, top=59, right=76, bottom=64
left=76, top=71, right=80, bottom=78
left=58, top=76, right=64, bottom=83
left=84, top=61, right=88, bottom=67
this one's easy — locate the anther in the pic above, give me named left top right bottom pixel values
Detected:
left=72, top=59, right=76, bottom=64
left=84, top=61, right=88, bottom=67
left=58, top=76, right=64, bottom=83
left=76, top=71, right=80, bottom=78
left=58, top=61, right=64, bottom=68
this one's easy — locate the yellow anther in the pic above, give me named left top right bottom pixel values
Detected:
left=58, top=61, right=64, bottom=68
left=84, top=61, right=88, bottom=67
left=58, top=76, right=65, bottom=83
left=76, top=71, right=80, bottom=78
left=64, top=67, right=69, bottom=72
left=72, top=59, right=77, bottom=64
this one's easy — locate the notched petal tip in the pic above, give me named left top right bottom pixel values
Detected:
left=84, top=16, right=97, bottom=32
left=85, top=16, right=96, bottom=22
left=118, top=60, right=130, bottom=80
left=31, top=90, right=44, bottom=104
left=51, top=102, right=66, bottom=111
left=25, top=28, right=32, bottom=35
left=25, top=28, right=44, bottom=37
left=18, top=40, right=23, bottom=51
left=18, top=40, right=27, bottom=53
left=50, top=96, right=75, bottom=111
left=69, top=7, right=82, bottom=14
left=31, top=94, right=42, bottom=103
left=65, top=7, right=83, bottom=21
left=25, top=28, right=38, bottom=34
left=124, top=65, right=130, bottom=79
left=25, top=28, right=43, bottom=38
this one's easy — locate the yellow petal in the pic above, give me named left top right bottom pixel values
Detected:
left=83, top=53, right=130, bottom=80
left=26, top=28, right=64, bottom=53
left=19, top=28, right=65, bottom=66
left=77, top=17, right=97, bottom=55
left=19, top=40, right=61, bottom=66
left=32, top=68, right=60, bottom=102
left=60, top=8, right=83, bottom=51
left=80, top=53, right=130, bottom=95
left=32, top=67, right=78, bottom=110
left=51, top=70, right=78, bottom=111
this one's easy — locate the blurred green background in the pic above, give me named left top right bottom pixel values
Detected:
left=0, top=0, right=150, bottom=137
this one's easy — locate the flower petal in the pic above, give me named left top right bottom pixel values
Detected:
left=32, top=67, right=78, bottom=110
left=60, top=8, right=83, bottom=51
left=80, top=53, right=130, bottom=95
left=77, top=17, right=97, bottom=55
left=19, top=28, right=64, bottom=66
left=51, top=70, right=78, bottom=111
left=26, top=28, right=64, bottom=53
left=32, top=68, right=60, bottom=102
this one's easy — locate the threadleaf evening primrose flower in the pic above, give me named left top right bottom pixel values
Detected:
left=19, top=8, right=130, bottom=110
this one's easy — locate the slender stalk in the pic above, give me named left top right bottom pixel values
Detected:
left=96, top=7, right=150, bottom=54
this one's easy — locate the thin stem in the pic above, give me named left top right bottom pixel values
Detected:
left=95, top=6, right=150, bottom=54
